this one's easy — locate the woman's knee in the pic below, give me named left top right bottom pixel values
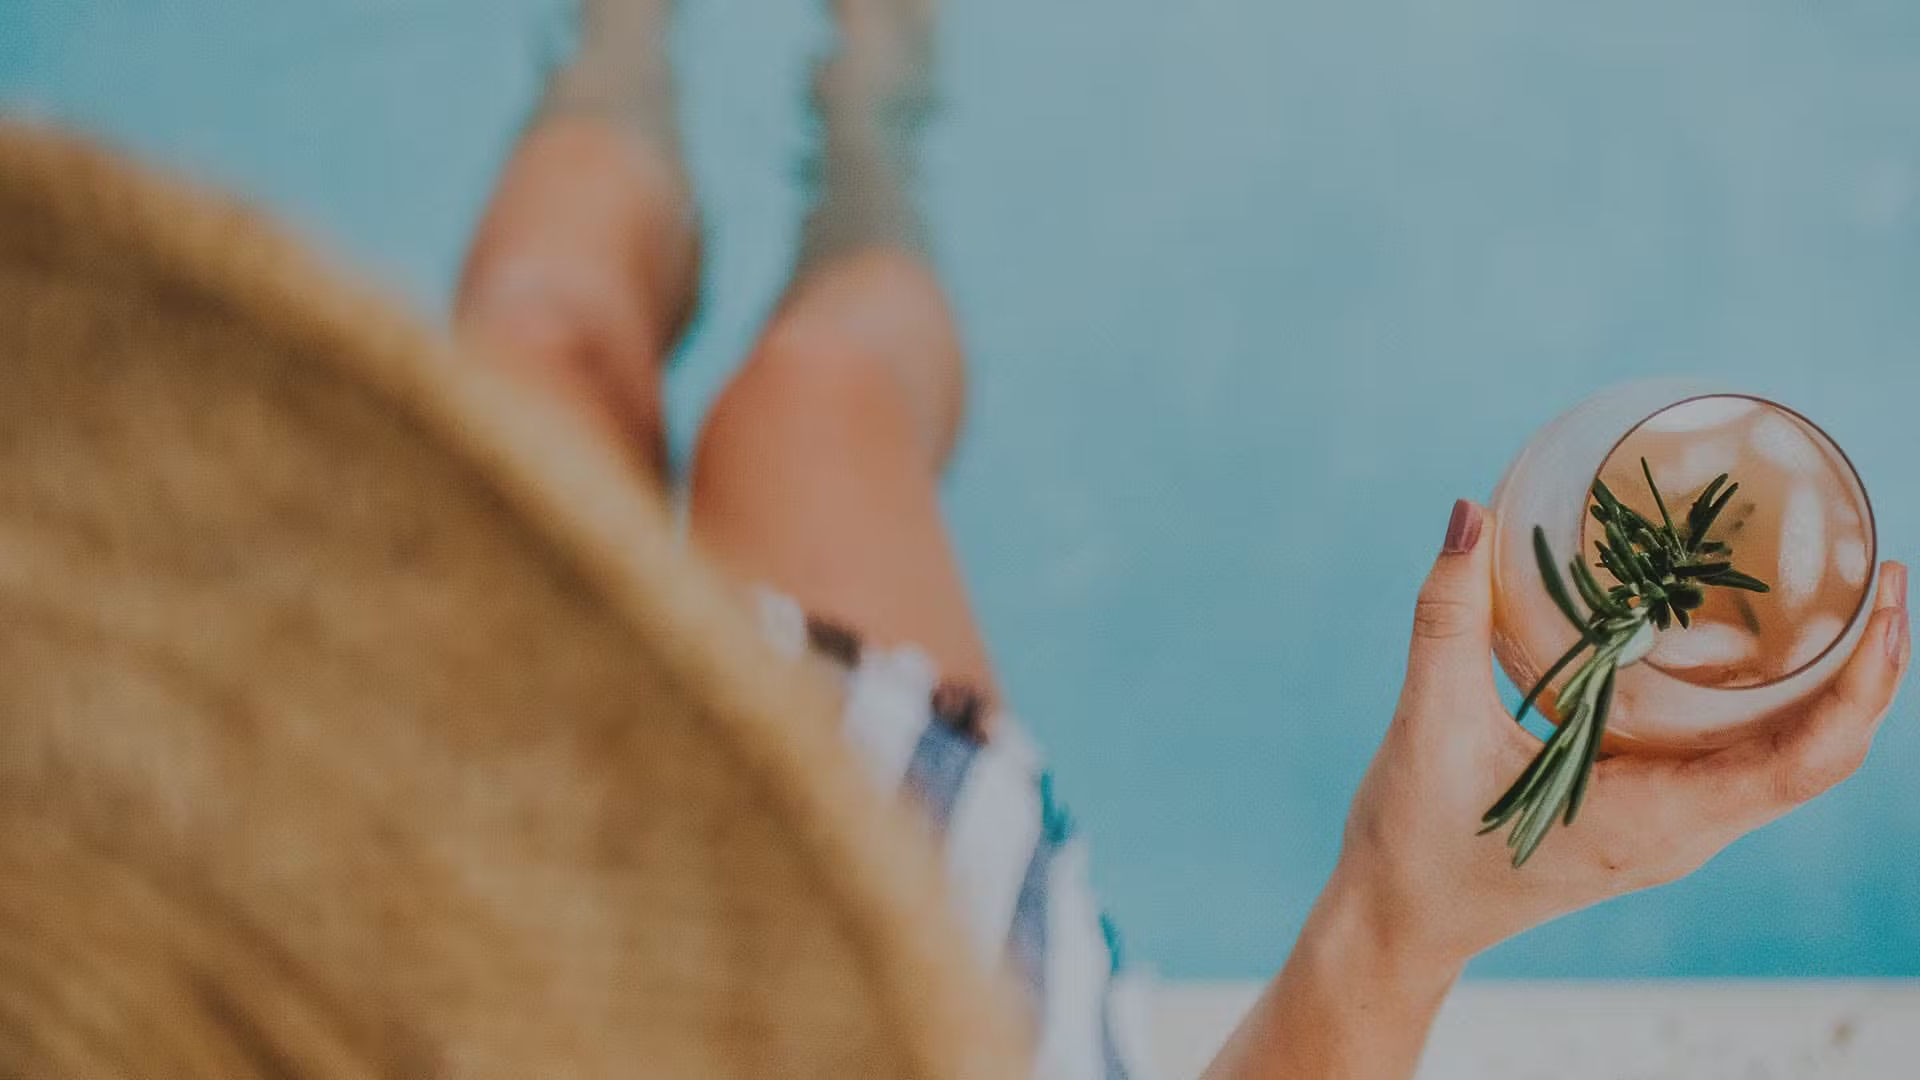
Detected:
left=693, top=247, right=969, bottom=491
left=700, top=329, right=931, bottom=467
left=455, top=276, right=670, bottom=477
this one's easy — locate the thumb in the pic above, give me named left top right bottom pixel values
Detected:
left=1403, top=499, right=1498, bottom=705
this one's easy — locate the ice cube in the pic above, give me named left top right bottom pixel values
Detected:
left=1786, top=614, right=1847, bottom=673
left=1641, top=396, right=1760, bottom=433
left=1654, top=438, right=1740, bottom=497
left=1776, top=482, right=1827, bottom=607
left=1649, top=622, right=1755, bottom=669
left=1834, top=535, right=1870, bottom=587
left=1748, top=412, right=1823, bottom=475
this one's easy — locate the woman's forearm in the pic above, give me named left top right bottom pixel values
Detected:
left=1201, top=875, right=1462, bottom=1080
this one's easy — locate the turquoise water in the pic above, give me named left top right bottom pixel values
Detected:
left=6, top=0, right=1918, bottom=980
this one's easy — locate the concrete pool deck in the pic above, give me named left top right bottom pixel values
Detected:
left=1151, top=981, right=1920, bottom=1079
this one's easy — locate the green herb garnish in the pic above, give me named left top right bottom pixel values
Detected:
left=1482, top=458, right=1771, bottom=867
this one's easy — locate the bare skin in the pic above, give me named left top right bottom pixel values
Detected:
left=454, top=0, right=697, bottom=480
left=684, top=0, right=995, bottom=692
left=458, top=5, right=1914, bottom=1076
left=457, top=0, right=991, bottom=696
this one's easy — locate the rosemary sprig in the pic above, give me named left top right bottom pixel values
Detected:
left=1482, top=458, right=1771, bottom=868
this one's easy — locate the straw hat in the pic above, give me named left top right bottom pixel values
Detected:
left=0, top=123, right=1029, bottom=1078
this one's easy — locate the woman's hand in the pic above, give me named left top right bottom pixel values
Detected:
left=1334, top=498, right=1908, bottom=968
left=1205, top=499, right=1909, bottom=1080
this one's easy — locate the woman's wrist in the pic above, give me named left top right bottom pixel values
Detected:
left=1202, top=870, right=1464, bottom=1080
left=1297, top=866, right=1467, bottom=1000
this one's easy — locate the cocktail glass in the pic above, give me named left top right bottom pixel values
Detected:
left=1489, top=380, right=1877, bottom=754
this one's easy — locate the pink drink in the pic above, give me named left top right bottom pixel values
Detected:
left=1587, top=398, right=1873, bottom=689
left=1491, top=384, right=1877, bottom=754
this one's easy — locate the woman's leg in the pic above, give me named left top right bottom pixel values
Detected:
left=688, top=0, right=996, bottom=695
left=455, top=0, right=699, bottom=480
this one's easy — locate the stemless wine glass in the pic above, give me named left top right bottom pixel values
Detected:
left=1489, top=379, right=1878, bottom=754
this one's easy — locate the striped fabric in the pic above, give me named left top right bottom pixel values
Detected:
left=758, top=592, right=1154, bottom=1080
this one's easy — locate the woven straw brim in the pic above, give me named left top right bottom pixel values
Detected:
left=0, top=123, right=1029, bottom=1079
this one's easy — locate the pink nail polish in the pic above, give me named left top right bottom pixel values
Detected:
left=1443, top=499, right=1482, bottom=555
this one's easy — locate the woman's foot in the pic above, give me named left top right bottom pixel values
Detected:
left=455, top=0, right=700, bottom=481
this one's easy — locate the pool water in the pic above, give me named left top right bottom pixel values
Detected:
left=5, top=0, right=1918, bottom=979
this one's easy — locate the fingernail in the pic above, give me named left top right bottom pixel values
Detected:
left=1888, top=610, right=1910, bottom=665
left=1888, top=564, right=1909, bottom=612
left=1443, top=499, right=1483, bottom=555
